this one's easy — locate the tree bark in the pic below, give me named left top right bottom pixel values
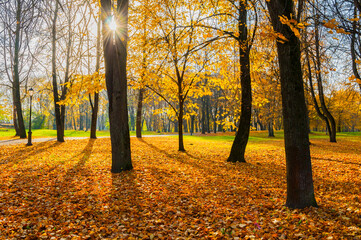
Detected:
left=178, top=99, right=185, bottom=151
left=314, top=16, right=336, bottom=142
left=12, top=98, right=20, bottom=136
left=227, top=0, right=252, bottom=163
left=201, top=97, right=206, bottom=134
left=101, top=0, right=132, bottom=173
left=206, top=95, right=210, bottom=133
left=51, top=1, right=64, bottom=142
left=13, top=0, right=26, bottom=139
left=266, top=0, right=317, bottom=209
left=351, top=6, right=361, bottom=91
left=268, top=120, right=275, bottom=137
left=90, top=16, right=101, bottom=139
left=90, top=92, right=99, bottom=138
left=136, top=88, right=144, bottom=138
left=306, top=48, right=331, bottom=136
left=190, top=115, right=195, bottom=135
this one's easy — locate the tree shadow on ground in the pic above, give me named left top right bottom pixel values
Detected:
left=0, top=141, right=63, bottom=167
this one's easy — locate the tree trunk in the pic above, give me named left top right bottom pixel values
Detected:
left=13, top=100, right=20, bottom=136
left=227, top=0, right=252, bottom=163
left=206, top=96, right=210, bottom=133
left=351, top=5, right=361, bottom=91
left=13, top=0, right=26, bottom=139
left=136, top=88, right=144, bottom=138
left=178, top=99, right=185, bottom=151
left=201, top=97, right=205, bottom=134
left=266, top=0, right=317, bottom=209
left=129, top=106, right=135, bottom=131
left=190, top=115, right=195, bottom=135
left=268, top=120, right=275, bottom=137
left=90, top=17, right=101, bottom=139
left=51, top=2, right=64, bottom=142
left=314, top=15, right=336, bottom=142
left=306, top=48, right=331, bottom=137
left=101, top=0, right=132, bottom=173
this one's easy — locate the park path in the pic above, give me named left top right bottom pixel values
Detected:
left=0, top=135, right=177, bottom=146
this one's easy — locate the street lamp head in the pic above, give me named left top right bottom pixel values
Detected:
left=28, top=88, right=34, bottom=97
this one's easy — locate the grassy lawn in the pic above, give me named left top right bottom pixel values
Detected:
left=1, top=128, right=361, bottom=143
left=185, top=130, right=361, bottom=143
left=0, top=128, right=164, bottom=140
left=0, top=135, right=360, bottom=238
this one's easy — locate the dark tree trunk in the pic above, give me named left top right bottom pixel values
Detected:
left=268, top=121, right=275, bottom=137
left=184, top=118, right=188, bottom=133
left=206, top=96, right=210, bottom=133
left=218, top=106, right=223, bottom=132
left=136, top=89, right=144, bottom=138
left=13, top=100, right=20, bottom=136
left=227, top=0, right=252, bottom=163
left=13, top=0, right=26, bottom=139
left=90, top=17, right=101, bottom=139
left=51, top=2, right=64, bottom=142
left=129, top=106, right=135, bottom=131
left=306, top=48, right=331, bottom=137
left=314, top=16, right=336, bottom=142
left=190, top=115, right=195, bottom=135
left=101, top=0, right=132, bottom=173
left=351, top=6, right=361, bottom=91
left=79, top=107, right=84, bottom=130
left=201, top=97, right=206, bottom=134
left=90, top=93, right=99, bottom=138
left=178, top=99, right=185, bottom=151
left=266, top=0, right=317, bottom=209
left=257, top=118, right=265, bottom=130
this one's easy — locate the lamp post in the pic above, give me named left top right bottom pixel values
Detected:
left=27, top=88, right=34, bottom=146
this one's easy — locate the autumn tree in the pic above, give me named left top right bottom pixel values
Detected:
left=225, top=0, right=256, bottom=162
left=144, top=0, right=218, bottom=151
left=0, top=0, right=42, bottom=138
left=266, top=0, right=318, bottom=208
left=195, top=0, right=258, bottom=161
left=90, top=16, right=102, bottom=139
left=128, top=0, right=155, bottom=138
left=101, top=0, right=132, bottom=172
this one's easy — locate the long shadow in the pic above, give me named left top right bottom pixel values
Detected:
left=137, top=138, right=175, bottom=159
left=312, top=156, right=361, bottom=166
left=138, top=138, right=286, bottom=204
left=69, top=139, right=95, bottom=168
left=139, top=138, right=286, bottom=180
left=49, top=139, right=96, bottom=210
left=310, top=139, right=361, bottom=155
left=0, top=141, right=63, bottom=167
left=0, top=139, right=26, bottom=144
left=61, top=138, right=96, bottom=181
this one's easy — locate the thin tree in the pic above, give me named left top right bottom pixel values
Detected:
left=0, top=0, right=41, bottom=138
left=227, top=0, right=255, bottom=163
left=51, top=1, right=66, bottom=142
left=313, top=12, right=336, bottom=142
left=90, top=17, right=101, bottom=139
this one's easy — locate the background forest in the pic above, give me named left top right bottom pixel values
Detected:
left=0, top=0, right=360, bottom=138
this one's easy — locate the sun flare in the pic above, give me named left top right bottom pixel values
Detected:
left=108, top=16, right=117, bottom=31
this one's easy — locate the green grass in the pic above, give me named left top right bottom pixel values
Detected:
left=183, top=131, right=361, bottom=142
left=0, top=128, right=167, bottom=139
left=1, top=128, right=360, bottom=141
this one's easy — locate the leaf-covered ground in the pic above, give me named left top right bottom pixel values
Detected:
left=0, top=135, right=360, bottom=239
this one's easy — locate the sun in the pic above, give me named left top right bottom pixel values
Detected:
left=108, top=16, right=117, bottom=31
